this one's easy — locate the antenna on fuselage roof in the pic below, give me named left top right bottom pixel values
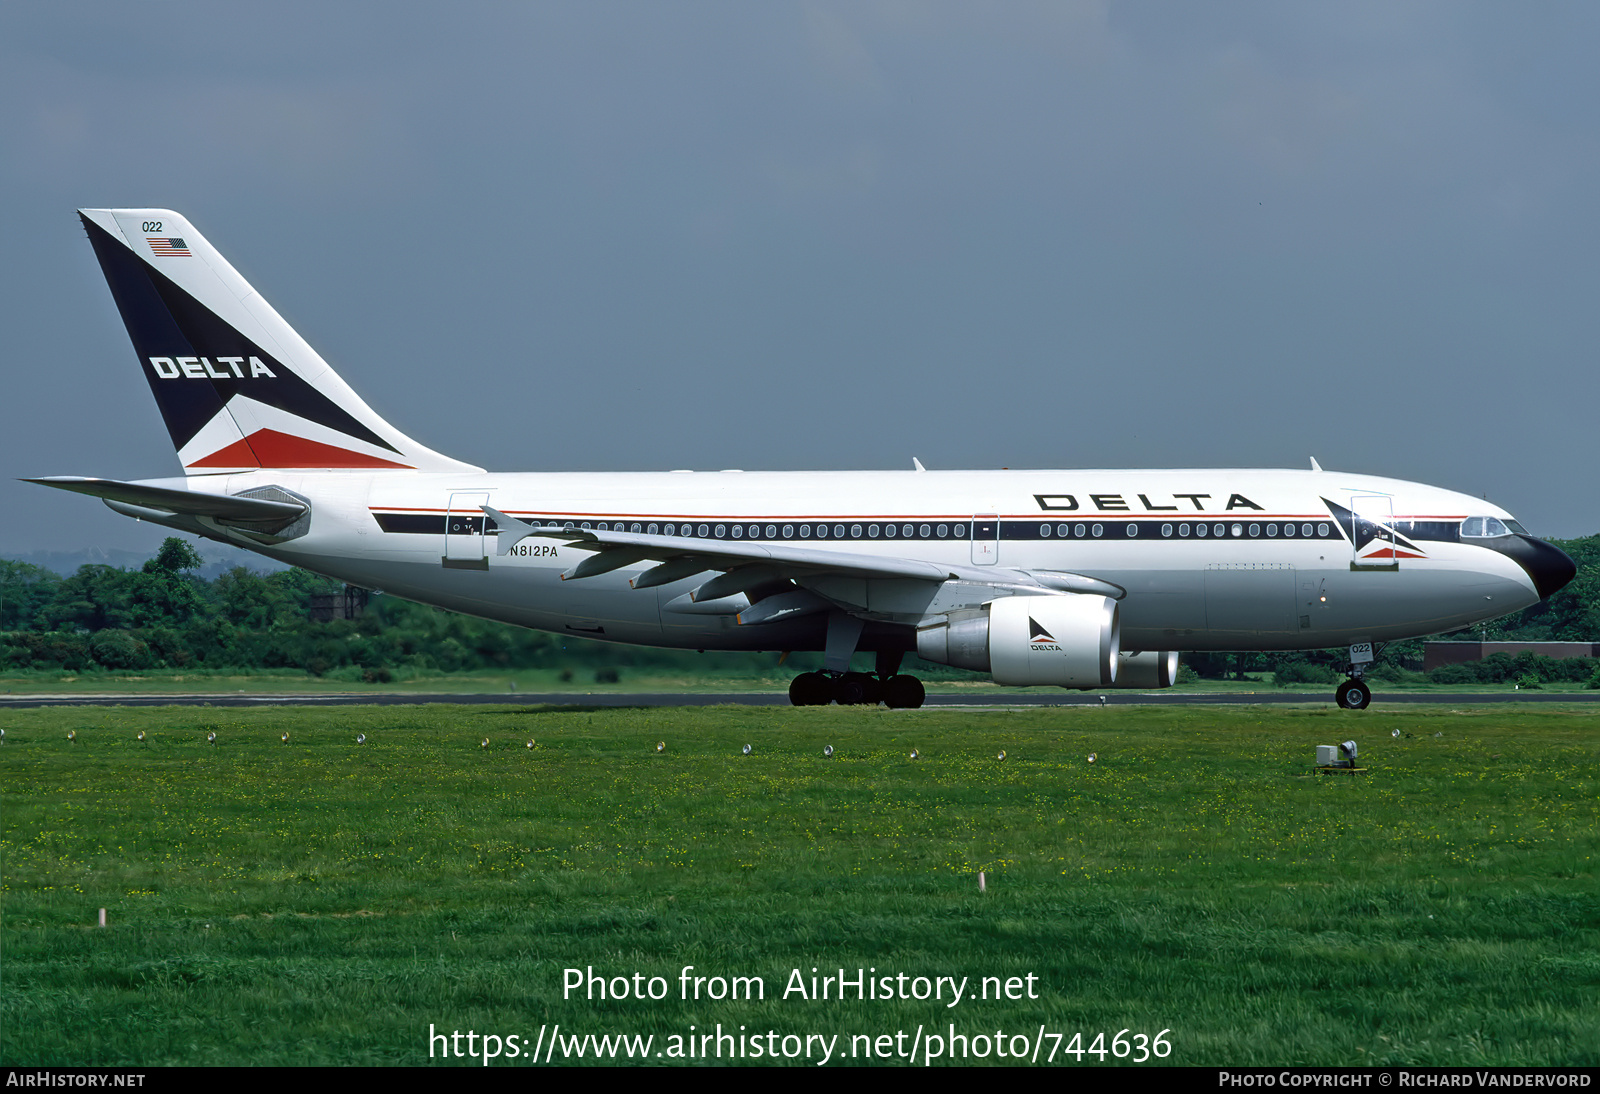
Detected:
left=1309, top=457, right=1323, bottom=472
left=912, top=457, right=926, bottom=472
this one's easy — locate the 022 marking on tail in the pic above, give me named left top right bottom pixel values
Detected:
left=27, top=209, right=1577, bottom=710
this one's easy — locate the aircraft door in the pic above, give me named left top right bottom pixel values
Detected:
left=443, top=491, right=491, bottom=569
left=1350, top=495, right=1399, bottom=570
left=971, top=515, right=999, bottom=565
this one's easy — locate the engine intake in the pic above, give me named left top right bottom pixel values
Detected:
left=917, top=594, right=1120, bottom=687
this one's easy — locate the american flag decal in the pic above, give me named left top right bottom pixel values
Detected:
left=147, top=237, right=191, bottom=257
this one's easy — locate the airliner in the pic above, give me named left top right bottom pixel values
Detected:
left=27, top=209, right=1577, bottom=710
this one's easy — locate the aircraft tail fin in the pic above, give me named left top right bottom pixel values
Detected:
left=77, top=208, right=481, bottom=475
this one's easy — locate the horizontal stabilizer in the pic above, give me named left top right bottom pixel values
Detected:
left=24, top=477, right=306, bottom=522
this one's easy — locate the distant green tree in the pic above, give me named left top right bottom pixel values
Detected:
left=39, top=564, right=132, bottom=631
left=124, top=538, right=207, bottom=627
left=0, top=560, right=59, bottom=630
left=150, top=538, right=204, bottom=575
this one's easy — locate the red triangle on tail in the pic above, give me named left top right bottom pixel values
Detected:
left=188, top=429, right=413, bottom=469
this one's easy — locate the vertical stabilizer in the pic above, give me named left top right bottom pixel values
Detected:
left=78, top=208, right=481, bottom=474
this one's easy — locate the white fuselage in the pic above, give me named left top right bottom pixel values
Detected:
left=181, top=466, right=1542, bottom=654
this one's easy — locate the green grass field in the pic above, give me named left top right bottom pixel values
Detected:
left=3, top=702, right=1596, bottom=1067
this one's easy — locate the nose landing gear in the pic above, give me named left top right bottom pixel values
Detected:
left=1334, top=642, right=1375, bottom=710
left=1335, top=677, right=1372, bottom=710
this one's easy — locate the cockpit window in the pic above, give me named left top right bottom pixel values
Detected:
left=1505, top=519, right=1528, bottom=535
left=1461, top=517, right=1515, bottom=538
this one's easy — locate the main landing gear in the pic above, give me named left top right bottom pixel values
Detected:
left=788, top=670, right=926, bottom=708
left=788, top=628, right=926, bottom=707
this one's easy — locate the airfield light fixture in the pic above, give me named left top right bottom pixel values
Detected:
left=742, top=744, right=752, bottom=755
left=67, top=730, right=75, bottom=742
left=1392, top=728, right=1401, bottom=738
left=997, top=749, right=1007, bottom=762
left=656, top=741, right=666, bottom=753
left=824, top=745, right=834, bottom=758
left=909, top=748, right=919, bottom=760
left=526, top=739, right=535, bottom=749
left=1339, top=740, right=1358, bottom=764
left=357, top=733, right=366, bottom=745
left=137, top=731, right=145, bottom=742
left=281, top=732, right=289, bottom=743
left=1088, top=752, right=1097, bottom=765
left=207, top=731, right=216, bottom=744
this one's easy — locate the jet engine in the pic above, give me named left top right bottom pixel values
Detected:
left=916, top=594, right=1120, bottom=687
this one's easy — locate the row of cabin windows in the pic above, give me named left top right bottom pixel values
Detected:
left=550, top=521, right=970, bottom=541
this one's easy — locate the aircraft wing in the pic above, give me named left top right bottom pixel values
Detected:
left=483, top=506, right=1122, bottom=621
left=25, top=477, right=307, bottom=523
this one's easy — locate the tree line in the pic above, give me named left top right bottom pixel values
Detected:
left=0, top=538, right=751, bottom=680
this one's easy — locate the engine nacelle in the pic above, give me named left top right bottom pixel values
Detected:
left=1108, top=650, right=1181, bottom=689
left=917, top=594, right=1120, bottom=687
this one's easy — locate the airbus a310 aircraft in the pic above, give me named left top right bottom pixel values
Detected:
left=29, top=209, right=1576, bottom=710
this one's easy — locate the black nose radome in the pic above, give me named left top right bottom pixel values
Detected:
left=1487, top=535, right=1579, bottom=601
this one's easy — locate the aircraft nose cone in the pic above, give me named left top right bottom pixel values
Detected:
left=1508, top=535, right=1578, bottom=600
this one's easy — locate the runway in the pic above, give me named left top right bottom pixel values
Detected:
left=3, top=690, right=1597, bottom=710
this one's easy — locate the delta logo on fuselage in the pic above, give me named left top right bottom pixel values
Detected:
left=149, top=356, right=277, bottom=380
left=1036, top=492, right=1264, bottom=513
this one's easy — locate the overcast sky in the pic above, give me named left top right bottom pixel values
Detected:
left=3, top=1, right=1597, bottom=557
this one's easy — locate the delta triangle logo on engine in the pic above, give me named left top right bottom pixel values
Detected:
left=1029, top=617, right=1061, bottom=651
